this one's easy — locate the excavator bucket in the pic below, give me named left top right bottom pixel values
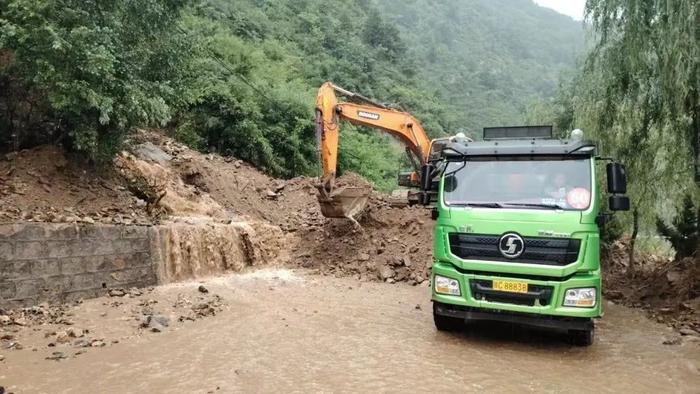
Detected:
left=317, top=186, right=370, bottom=219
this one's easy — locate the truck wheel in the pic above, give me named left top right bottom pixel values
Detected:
left=569, top=328, right=594, bottom=346
left=433, top=312, right=463, bottom=332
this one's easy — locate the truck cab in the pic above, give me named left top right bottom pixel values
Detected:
left=424, top=126, right=629, bottom=346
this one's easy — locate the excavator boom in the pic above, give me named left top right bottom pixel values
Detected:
left=315, top=82, right=433, bottom=218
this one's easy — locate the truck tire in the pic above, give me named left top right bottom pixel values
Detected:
left=569, top=328, right=594, bottom=346
left=433, top=311, right=463, bottom=332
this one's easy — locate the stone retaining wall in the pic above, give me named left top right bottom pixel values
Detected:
left=0, top=223, right=156, bottom=308
left=0, top=220, right=283, bottom=309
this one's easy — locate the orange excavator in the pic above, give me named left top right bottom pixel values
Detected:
left=315, top=81, right=459, bottom=219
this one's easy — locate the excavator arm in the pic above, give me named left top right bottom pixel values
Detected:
left=314, top=81, right=440, bottom=219
left=316, top=82, right=432, bottom=195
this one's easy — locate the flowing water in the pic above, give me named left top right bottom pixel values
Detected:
left=2, top=270, right=699, bottom=393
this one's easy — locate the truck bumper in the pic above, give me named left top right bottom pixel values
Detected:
left=433, top=302, right=593, bottom=331
left=431, top=261, right=601, bottom=323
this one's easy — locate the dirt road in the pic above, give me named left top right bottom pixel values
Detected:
left=2, top=270, right=699, bottom=393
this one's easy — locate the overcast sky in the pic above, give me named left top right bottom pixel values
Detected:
left=533, top=0, right=586, bottom=20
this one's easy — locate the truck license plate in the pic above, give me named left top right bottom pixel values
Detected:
left=492, top=280, right=528, bottom=293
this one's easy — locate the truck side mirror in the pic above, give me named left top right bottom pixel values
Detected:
left=609, top=195, right=630, bottom=211
left=606, top=163, right=627, bottom=194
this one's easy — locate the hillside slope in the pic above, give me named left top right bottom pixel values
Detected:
left=0, top=0, right=584, bottom=192
left=203, top=0, right=584, bottom=187
left=376, top=0, right=584, bottom=135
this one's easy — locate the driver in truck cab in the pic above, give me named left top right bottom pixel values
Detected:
left=545, top=172, right=568, bottom=200
left=542, top=170, right=592, bottom=209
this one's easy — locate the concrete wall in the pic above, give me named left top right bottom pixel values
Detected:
left=0, top=220, right=284, bottom=309
left=0, top=223, right=156, bottom=308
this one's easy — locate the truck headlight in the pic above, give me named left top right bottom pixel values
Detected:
left=435, top=275, right=460, bottom=296
left=563, top=288, right=596, bottom=307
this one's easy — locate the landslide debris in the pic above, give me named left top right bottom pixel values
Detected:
left=0, top=282, right=228, bottom=363
left=0, top=303, right=74, bottom=327
left=603, top=239, right=700, bottom=336
left=115, top=148, right=226, bottom=219
left=0, top=146, right=149, bottom=225
left=293, top=200, right=433, bottom=284
left=123, top=131, right=434, bottom=285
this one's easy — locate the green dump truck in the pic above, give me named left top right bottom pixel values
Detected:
left=419, top=126, right=630, bottom=346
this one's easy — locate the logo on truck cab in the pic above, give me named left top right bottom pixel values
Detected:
left=357, top=110, right=380, bottom=120
left=498, top=233, right=525, bottom=259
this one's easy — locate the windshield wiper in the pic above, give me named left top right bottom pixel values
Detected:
left=501, top=202, right=565, bottom=210
left=449, top=202, right=503, bottom=208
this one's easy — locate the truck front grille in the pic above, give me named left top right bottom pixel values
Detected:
left=449, top=233, right=580, bottom=266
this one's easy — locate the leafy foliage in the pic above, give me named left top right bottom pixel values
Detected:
left=528, top=0, right=699, bottom=252
left=376, top=0, right=584, bottom=136
left=585, top=0, right=698, bottom=246
left=0, top=0, right=190, bottom=161
left=0, top=0, right=584, bottom=189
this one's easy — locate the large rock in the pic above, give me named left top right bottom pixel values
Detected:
left=141, top=314, right=170, bottom=333
left=378, top=265, right=394, bottom=281
left=133, top=142, right=172, bottom=164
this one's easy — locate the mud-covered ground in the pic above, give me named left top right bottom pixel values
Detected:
left=1, top=269, right=698, bottom=394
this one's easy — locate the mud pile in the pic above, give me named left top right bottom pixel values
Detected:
left=292, top=199, right=432, bottom=284
left=115, top=150, right=226, bottom=219
left=125, top=131, right=433, bottom=284
left=603, top=239, right=700, bottom=334
left=135, top=131, right=321, bottom=228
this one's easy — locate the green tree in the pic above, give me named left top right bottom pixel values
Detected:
left=567, top=0, right=699, bottom=265
left=0, top=0, right=190, bottom=161
left=362, top=10, right=406, bottom=62
left=585, top=0, right=699, bottom=183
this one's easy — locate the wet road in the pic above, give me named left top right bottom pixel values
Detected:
left=2, top=269, right=699, bottom=393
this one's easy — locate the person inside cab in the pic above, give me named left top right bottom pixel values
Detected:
left=545, top=172, right=568, bottom=200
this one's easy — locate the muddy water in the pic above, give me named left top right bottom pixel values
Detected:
left=2, top=270, right=699, bottom=393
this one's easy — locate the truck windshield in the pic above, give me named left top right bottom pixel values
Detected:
left=443, top=156, right=592, bottom=210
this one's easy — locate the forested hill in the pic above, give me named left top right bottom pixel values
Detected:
left=376, top=0, right=584, bottom=135
left=1, top=0, right=583, bottom=190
